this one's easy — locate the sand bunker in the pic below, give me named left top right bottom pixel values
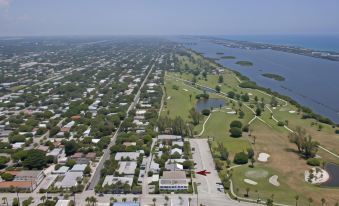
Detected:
left=183, top=89, right=188, bottom=92
left=258, top=153, right=270, bottom=162
left=227, top=111, right=237, bottom=114
left=304, top=167, right=329, bottom=184
left=244, top=179, right=258, bottom=185
left=269, top=175, right=280, bottom=187
left=167, top=96, right=171, bottom=100
left=289, top=110, right=296, bottom=114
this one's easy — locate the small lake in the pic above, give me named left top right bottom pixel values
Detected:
left=322, top=163, right=339, bottom=187
left=195, top=98, right=225, bottom=112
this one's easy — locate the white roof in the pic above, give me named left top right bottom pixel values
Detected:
left=158, top=135, right=182, bottom=140
left=115, top=152, right=140, bottom=161
left=70, top=164, right=87, bottom=172
left=117, top=161, right=137, bottom=175
left=171, top=148, right=183, bottom=155
left=57, top=172, right=83, bottom=188
left=55, top=200, right=71, bottom=206
left=102, top=175, right=133, bottom=187
left=52, top=166, right=69, bottom=174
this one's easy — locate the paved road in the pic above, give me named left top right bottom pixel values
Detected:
left=190, top=138, right=257, bottom=206
left=87, top=58, right=157, bottom=190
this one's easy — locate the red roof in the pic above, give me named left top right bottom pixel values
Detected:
left=71, top=115, right=81, bottom=120
left=0, top=181, right=33, bottom=188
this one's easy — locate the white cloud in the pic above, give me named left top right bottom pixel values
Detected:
left=0, top=0, right=11, bottom=8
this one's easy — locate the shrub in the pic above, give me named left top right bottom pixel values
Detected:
left=172, top=85, right=179, bottom=90
left=234, top=152, right=248, bottom=164
left=201, top=109, right=211, bottom=116
left=277, top=121, right=285, bottom=127
left=230, top=120, right=242, bottom=129
left=307, top=158, right=321, bottom=166
left=335, top=129, right=339, bottom=134
left=230, top=127, right=242, bottom=138
left=242, top=125, right=249, bottom=132
left=1, top=172, right=14, bottom=181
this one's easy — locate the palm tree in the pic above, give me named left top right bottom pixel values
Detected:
left=308, top=197, right=313, bottom=206
left=85, top=197, right=91, bottom=206
left=122, top=198, right=127, bottom=202
left=295, top=195, right=299, bottom=206
left=40, top=195, right=46, bottom=203
left=245, top=187, right=250, bottom=197
left=133, top=197, right=138, bottom=203
left=321, top=198, right=326, bottom=206
left=188, top=197, right=192, bottom=206
left=152, top=198, right=156, bottom=206
left=90, top=196, right=97, bottom=206
left=110, top=197, right=115, bottom=204
left=2, top=197, right=8, bottom=206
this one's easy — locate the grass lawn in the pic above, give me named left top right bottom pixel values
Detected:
left=202, top=111, right=251, bottom=156
left=231, top=164, right=309, bottom=205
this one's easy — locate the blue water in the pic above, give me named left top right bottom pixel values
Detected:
left=172, top=36, right=339, bottom=123
left=195, top=98, right=225, bottom=112
left=216, top=35, right=339, bottom=53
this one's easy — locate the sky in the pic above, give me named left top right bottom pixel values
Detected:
left=0, top=0, right=339, bottom=36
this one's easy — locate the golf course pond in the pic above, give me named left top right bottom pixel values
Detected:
left=322, top=163, right=339, bottom=187
left=195, top=98, right=225, bottom=112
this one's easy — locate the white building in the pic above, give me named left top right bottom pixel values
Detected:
left=159, top=171, right=189, bottom=191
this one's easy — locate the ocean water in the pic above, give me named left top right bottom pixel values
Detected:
left=216, top=35, right=339, bottom=53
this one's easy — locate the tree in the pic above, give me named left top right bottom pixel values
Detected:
left=122, top=198, right=127, bottom=202
left=321, top=198, right=326, bottom=206
left=215, top=85, right=221, bottom=93
left=133, top=197, right=138, bottom=202
left=295, top=195, right=299, bottom=206
left=230, top=127, right=242, bottom=138
left=165, top=196, right=169, bottom=204
left=218, top=143, right=229, bottom=161
left=1, top=173, right=14, bottom=181
left=233, top=152, right=248, bottom=164
left=266, top=199, right=273, bottom=206
left=109, top=197, right=116, bottom=204
left=244, top=187, right=250, bottom=197
left=241, top=94, right=250, bottom=102
left=152, top=198, right=156, bottom=206
left=230, top=120, right=243, bottom=128
left=12, top=198, right=19, bottom=206
left=201, top=109, right=211, bottom=116
left=84, top=164, right=91, bottom=175
left=65, top=140, right=78, bottom=156
left=247, top=148, right=254, bottom=159
left=0, top=156, right=10, bottom=166
left=189, top=108, right=202, bottom=125
left=250, top=158, right=255, bottom=168
left=308, top=197, right=313, bottom=206
left=40, top=195, right=46, bottom=203
left=256, top=108, right=262, bottom=116
left=22, top=149, right=47, bottom=169
left=218, top=75, right=224, bottom=83
left=90, top=196, right=97, bottom=206
left=289, top=127, right=319, bottom=158
left=2, top=197, right=8, bottom=206
left=227, top=91, right=235, bottom=99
